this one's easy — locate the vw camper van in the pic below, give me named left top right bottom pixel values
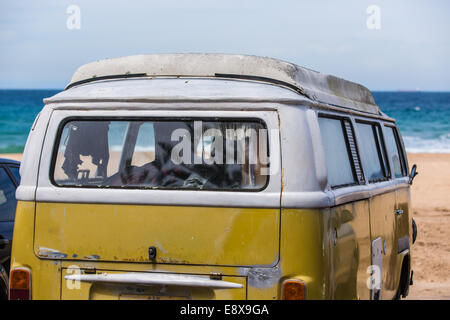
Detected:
left=10, top=54, right=416, bottom=300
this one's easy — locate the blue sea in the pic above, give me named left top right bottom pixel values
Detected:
left=0, top=89, right=449, bottom=153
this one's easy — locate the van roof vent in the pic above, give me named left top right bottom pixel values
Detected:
left=67, top=53, right=380, bottom=115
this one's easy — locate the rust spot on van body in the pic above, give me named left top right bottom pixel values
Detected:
left=157, top=257, right=190, bottom=264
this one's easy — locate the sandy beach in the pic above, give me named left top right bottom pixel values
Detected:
left=405, top=153, right=450, bottom=300
left=0, top=152, right=448, bottom=299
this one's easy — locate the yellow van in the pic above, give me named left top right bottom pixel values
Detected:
left=9, top=54, right=417, bottom=300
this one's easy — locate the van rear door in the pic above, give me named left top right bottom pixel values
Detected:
left=34, top=110, right=281, bottom=267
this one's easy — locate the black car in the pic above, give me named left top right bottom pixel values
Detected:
left=0, top=158, right=20, bottom=300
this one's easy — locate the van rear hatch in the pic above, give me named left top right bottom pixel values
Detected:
left=34, top=203, right=280, bottom=266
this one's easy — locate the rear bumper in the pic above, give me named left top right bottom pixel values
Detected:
left=62, top=267, right=248, bottom=300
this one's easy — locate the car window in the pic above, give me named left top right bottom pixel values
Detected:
left=318, top=117, right=357, bottom=188
left=52, top=119, right=269, bottom=191
left=0, top=167, right=17, bottom=221
left=8, top=166, right=20, bottom=184
left=356, top=122, right=389, bottom=182
left=384, top=126, right=407, bottom=178
left=374, top=125, right=389, bottom=177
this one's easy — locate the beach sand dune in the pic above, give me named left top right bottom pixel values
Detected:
left=0, top=152, right=448, bottom=299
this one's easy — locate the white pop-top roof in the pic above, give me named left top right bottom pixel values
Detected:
left=67, top=53, right=380, bottom=115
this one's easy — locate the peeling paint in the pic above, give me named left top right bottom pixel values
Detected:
left=84, top=255, right=100, bottom=260
left=157, top=257, right=189, bottom=264
left=155, top=241, right=167, bottom=254
left=38, top=247, right=68, bottom=259
left=238, top=265, right=281, bottom=289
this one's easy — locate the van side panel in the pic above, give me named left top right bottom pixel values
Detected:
left=10, top=201, right=61, bottom=300
left=371, top=186, right=411, bottom=299
left=395, top=185, right=412, bottom=295
left=280, top=206, right=373, bottom=300
left=369, top=191, right=398, bottom=299
left=330, top=200, right=372, bottom=300
left=278, top=208, right=332, bottom=300
left=396, top=186, right=412, bottom=253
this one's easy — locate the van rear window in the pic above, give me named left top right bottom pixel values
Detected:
left=52, top=119, right=269, bottom=191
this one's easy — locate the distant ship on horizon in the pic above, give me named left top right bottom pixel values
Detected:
left=396, top=88, right=421, bottom=93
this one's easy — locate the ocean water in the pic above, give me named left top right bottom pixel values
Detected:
left=372, top=92, right=450, bottom=153
left=0, top=89, right=449, bottom=153
left=0, top=89, right=60, bottom=153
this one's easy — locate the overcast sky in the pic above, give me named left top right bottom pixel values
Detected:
left=0, top=0, right=449, bottom=90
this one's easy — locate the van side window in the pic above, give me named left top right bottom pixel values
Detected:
left=356, top=122, right=389, bottom=182
left=318, top=116, right=358, bottom=188
left=384, top=126, right=407, bottom=178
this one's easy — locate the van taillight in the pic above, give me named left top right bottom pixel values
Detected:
left=282, top=279, right=306, bottom=300
left=9, top=268, right=31, bottom=300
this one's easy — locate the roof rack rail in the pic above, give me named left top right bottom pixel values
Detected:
left=65, top=73, right=147, bottom=90
left=66, top=54, right=380, bottom=115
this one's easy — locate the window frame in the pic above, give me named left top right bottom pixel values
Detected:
left=384, top=124, right=408, bottom=178
left=318, top=113, right=363, bottom=189
left=355, top=119, right=391, bottom=183
left=0, top=165, right=18, bottom=222
left=1, top=164, right=20, bottom=187
left=49, top=116, right=271, bottom=193
left=7, top=165, right=21, bottom=186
